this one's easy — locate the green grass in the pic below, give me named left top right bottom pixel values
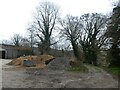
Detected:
left=108, top=67, right=120, bottom=75
left=67, top=65, right=88, bottom=73
left=99, top=66, right=120, bottom=75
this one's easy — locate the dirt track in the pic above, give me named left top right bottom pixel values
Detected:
left=2, top=59, right=119, bottom=88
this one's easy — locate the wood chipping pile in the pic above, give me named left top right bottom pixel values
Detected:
left=7, top=55, right=55, bottom=68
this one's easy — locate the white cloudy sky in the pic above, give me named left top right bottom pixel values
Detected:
left=0, top=0, right=118, bottom=42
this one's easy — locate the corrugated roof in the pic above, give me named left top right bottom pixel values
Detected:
left=0, top=44, right=32, bottom=50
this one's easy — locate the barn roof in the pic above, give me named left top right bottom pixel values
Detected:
left=0, top=44, right=31, bottom=50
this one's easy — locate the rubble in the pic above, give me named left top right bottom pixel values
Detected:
left=47, top=57, right=71, bottom=70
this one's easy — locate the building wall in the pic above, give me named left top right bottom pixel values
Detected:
left=5, top=49, right=18, bottom=59
left=0, top=44, right=32, bottom=59
left=0, top=51, right=3, bottom=58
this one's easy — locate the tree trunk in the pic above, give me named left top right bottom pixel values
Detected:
left=71, top=40, right=82, bottom=66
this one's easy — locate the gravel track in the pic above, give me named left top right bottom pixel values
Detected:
left=1, top=59, right=119, bottom=88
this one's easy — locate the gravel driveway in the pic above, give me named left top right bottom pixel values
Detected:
left=1, top=59, right=119, bottom=88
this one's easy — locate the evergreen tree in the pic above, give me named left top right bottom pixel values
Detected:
left=107, top=2, right=120, bottom=67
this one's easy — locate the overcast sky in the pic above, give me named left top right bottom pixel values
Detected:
left=0, top=0, right=118, bottom=43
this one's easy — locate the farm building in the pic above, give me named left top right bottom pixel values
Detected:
left=0, top=44, right=32, bottom=59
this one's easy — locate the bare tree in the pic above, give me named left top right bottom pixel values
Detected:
left=26, top=29, right=37, bottom=54
left=79, top=13, right=108, bottom=65
left=2, top=40, right=11, bottom=45
left=60, top=15, right=82, bottom=65
left=11, top=34, right=22, bottom=46
left=28, top=1, right=60, bottom=54
left=20, top=37, right=30, bottom=47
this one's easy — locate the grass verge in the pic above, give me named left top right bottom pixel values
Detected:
left=107, top=67, right=120, bottom=75
left=99, top=66, right=120, bottom=80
